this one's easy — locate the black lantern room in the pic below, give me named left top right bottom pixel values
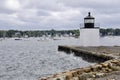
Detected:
left=84, top=12, right=95, bottom=28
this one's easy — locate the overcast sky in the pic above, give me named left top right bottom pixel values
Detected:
left=0, top=0, right=120, bottom=30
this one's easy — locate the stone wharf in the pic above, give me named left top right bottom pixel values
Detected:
left=40, top=45, right=120, bottom=80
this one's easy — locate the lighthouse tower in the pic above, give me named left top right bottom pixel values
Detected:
left=80, top=12, right=100, bottom=46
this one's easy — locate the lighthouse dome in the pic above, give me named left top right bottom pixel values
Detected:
left=84, top=12, right=94, bottom=19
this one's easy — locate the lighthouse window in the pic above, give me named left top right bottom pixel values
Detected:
left=84, top=19, right=94, bottom=23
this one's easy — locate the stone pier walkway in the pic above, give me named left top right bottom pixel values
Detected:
left=75, top=46, right=120, bottom=59
left=39, top=46, right=120, bottom=80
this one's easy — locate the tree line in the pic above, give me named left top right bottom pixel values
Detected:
left=0, top=29, right=79, bottom=38
left=100, top=28, right=120, bottom=36
left=0, top=28, right=120, bottom=38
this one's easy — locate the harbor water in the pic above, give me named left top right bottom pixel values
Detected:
left=0, top=36, right=120, bottom=80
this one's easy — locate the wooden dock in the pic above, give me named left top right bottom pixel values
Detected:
left=39, top=46, right=120, bottom=80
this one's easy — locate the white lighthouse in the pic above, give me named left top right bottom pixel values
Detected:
left=80, top=12, right=100, bottom=47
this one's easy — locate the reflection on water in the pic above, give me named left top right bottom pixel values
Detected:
left=0, top=36, right=120, bottom=80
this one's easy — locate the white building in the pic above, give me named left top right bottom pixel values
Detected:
left=80, top=12, right=100, bottom=46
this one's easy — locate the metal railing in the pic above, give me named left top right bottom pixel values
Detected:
left=80, top=23, right=100, bottom=28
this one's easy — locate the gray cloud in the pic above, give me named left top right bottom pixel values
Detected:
left=0, top=0, right=120, bottom=30
left=0, top=1, right=16, bottom=14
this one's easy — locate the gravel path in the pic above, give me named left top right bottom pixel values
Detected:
left=95, top=71, right=120, bottom=80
